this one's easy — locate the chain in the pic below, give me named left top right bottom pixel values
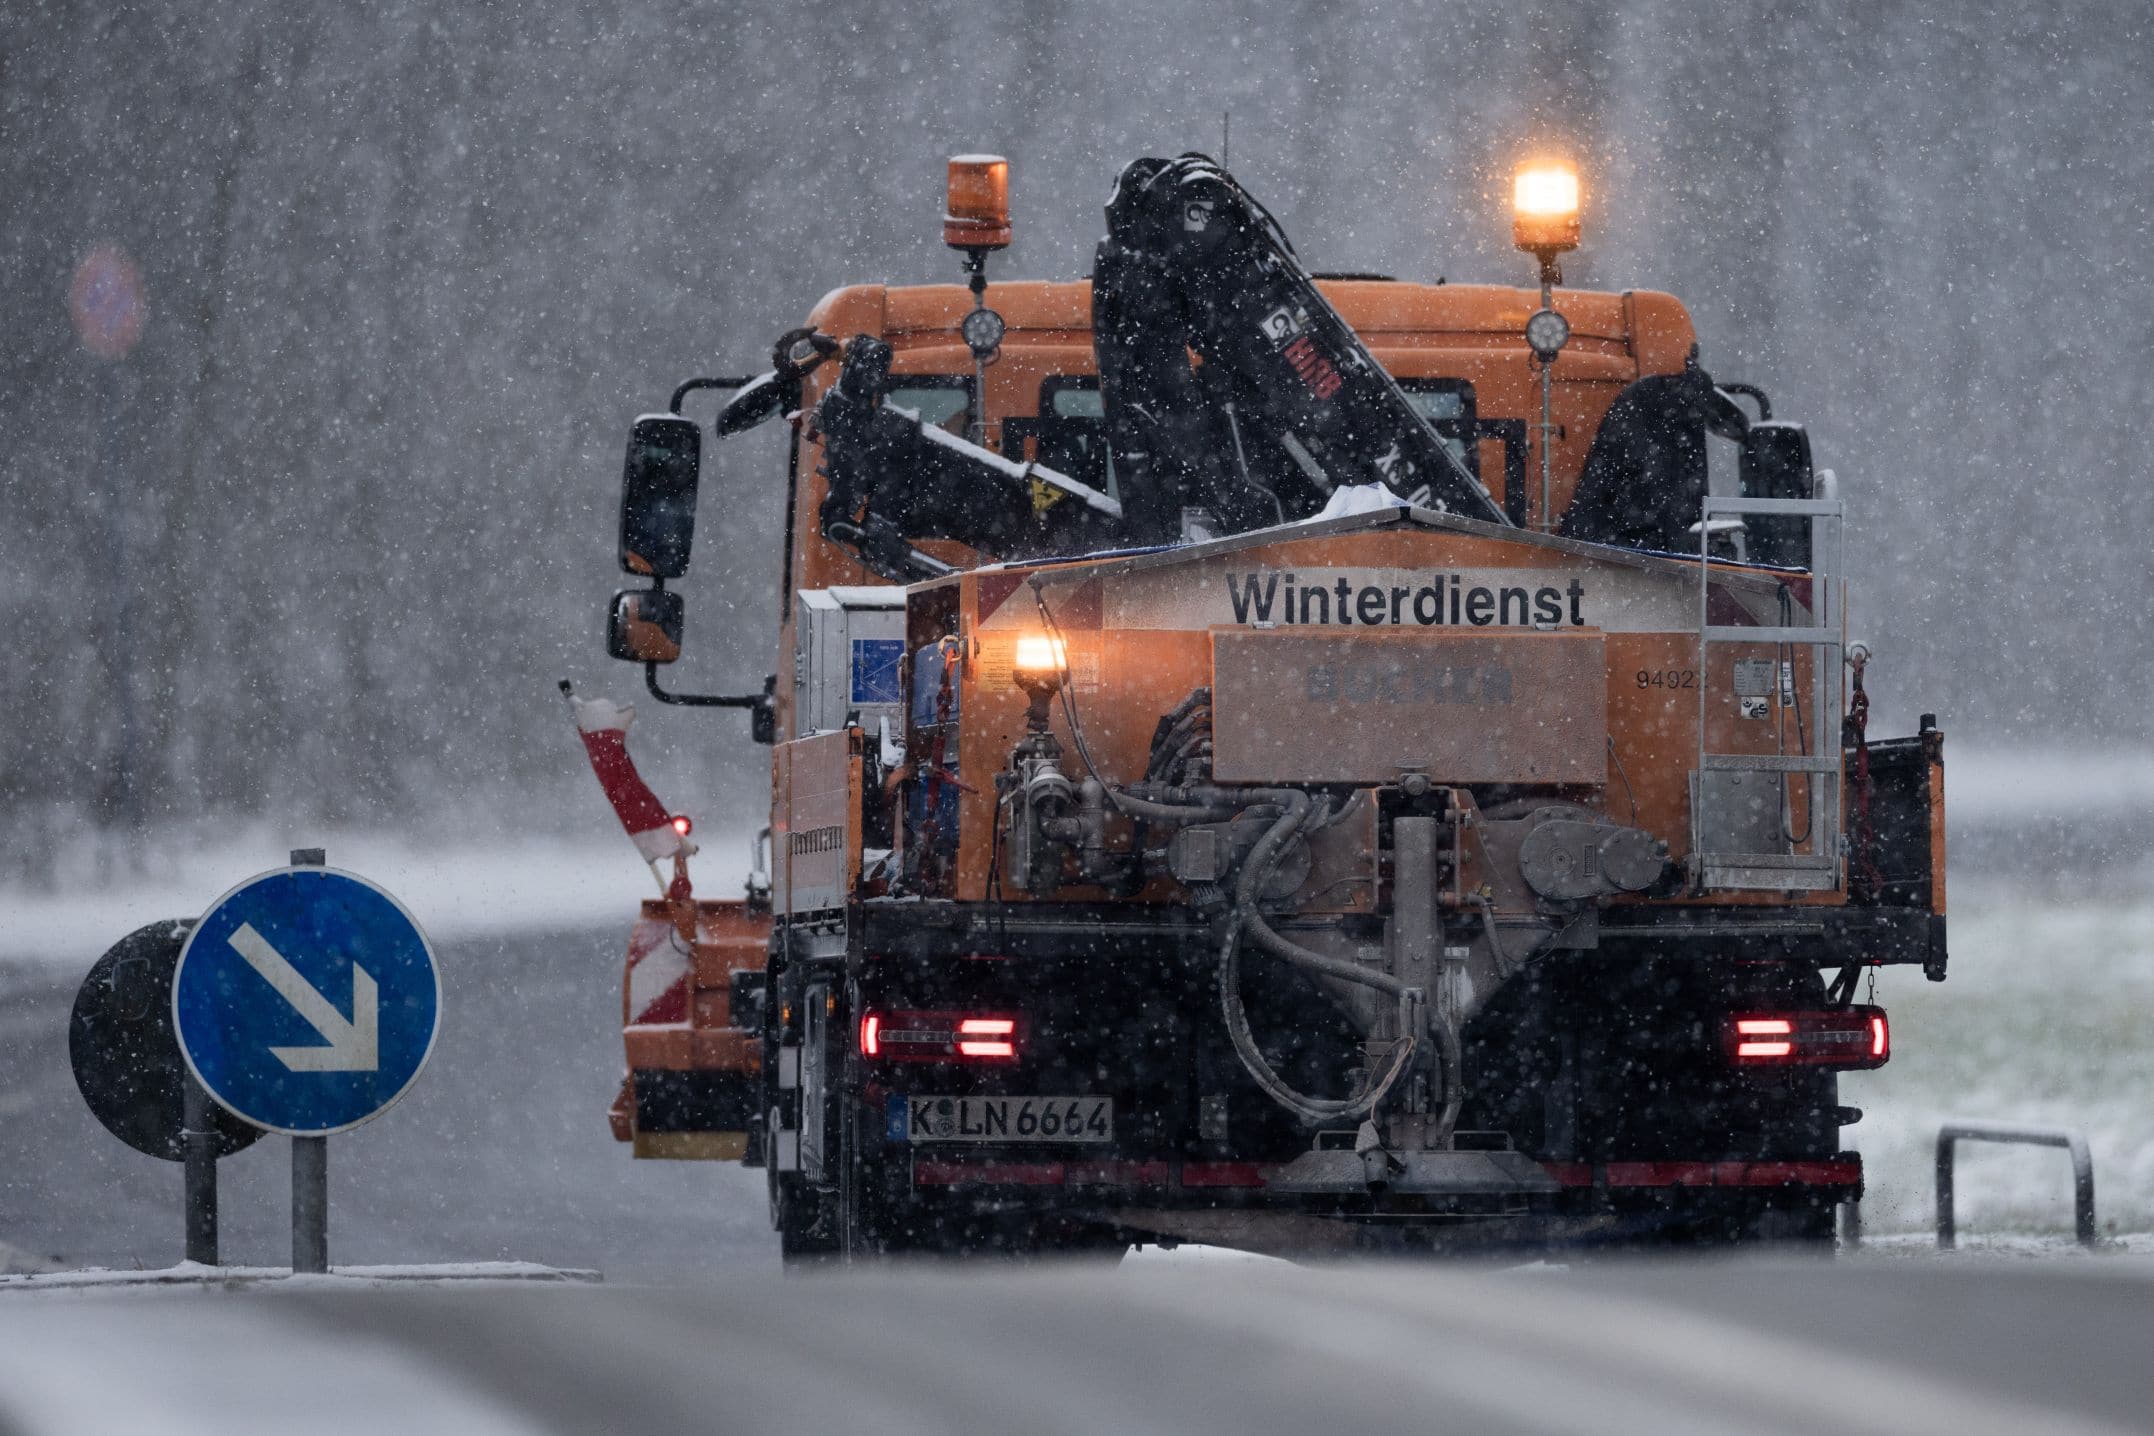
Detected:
left=1846, top=646, right=1882, bottom=901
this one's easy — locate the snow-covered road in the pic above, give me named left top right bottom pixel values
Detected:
left=4, top=1259, right=2153, bottom=1435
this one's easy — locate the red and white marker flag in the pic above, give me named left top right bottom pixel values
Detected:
left=567, top=691, right=697, bottom=863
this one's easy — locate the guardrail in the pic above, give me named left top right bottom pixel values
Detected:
left=1935, top=1121, right=2097, bottom=1249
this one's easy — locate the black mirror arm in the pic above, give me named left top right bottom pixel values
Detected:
left=644, top=662, right=767, bottom=712
left=1716, top=382, right=1773, bottom=422
left=669, top=376, right=756, bottom=416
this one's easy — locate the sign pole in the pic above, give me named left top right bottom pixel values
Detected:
left=69, top=247, right=148, bottom=856
left=293, top=1134, right=328, bottom=1274
left=181, top=1073, right=218, bottom=1265
left=171, top=847, right=438, bottom=1280
left=289, top=846, right=330, bottom=1274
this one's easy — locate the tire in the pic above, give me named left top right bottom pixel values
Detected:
left=770, top=1111, right=838, bottom=1264
left=1601, top=1190, right=1839, bottom=1253
left=1743, top=1192, right=1839, bottom=1252
left=837, top=1048, right=911, bottom=1260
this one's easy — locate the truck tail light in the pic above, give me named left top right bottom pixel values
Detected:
left=861, top=1009, right=1024, bottom=1063
left=1724, top=1006, right=1888, bottom=1069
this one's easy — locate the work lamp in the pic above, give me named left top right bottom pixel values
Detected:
left=1012, top=633, right=1067, bottom=731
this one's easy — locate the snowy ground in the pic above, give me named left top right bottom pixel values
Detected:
left=1836, top=744, right=2154, bottom=1241
left=0, top=821, right=754, bottom=971
left=6, top=744, right=2150, bottom=1249
left=1845, top=895, right=2154, bottom=1240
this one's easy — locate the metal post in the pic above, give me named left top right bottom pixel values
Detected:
left=1536, top=272, right=1554, bottom=532
left=1935, top=1136, right=1957, bottom=1250
left=292, top=1135, right=329, bottom=1274
left=290, top=845, right=330, bottom=1273
left=966, top=256, right=990, bottom=447
left=1936, top=1120, right=2097, bottom=1250
left=181, top=1074, right=218, bottom=1266
left=95, top=361, right=144, bottom=859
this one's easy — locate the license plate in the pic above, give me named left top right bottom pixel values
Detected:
left=896, top=1094, right=1113, bottom=1144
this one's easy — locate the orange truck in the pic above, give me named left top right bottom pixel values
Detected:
left=595, top=155, right=1945, bottom=1258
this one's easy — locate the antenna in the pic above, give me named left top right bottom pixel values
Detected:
left=1222, top=110, right=1230, bottom=167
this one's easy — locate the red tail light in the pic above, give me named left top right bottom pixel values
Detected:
left=1723, top=1006, right=1888, bottom=1069
left=860, top=1010, right=1024, bottom=1063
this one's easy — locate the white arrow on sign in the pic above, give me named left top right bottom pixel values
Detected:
left=227, top=922, right=380, bottom=1072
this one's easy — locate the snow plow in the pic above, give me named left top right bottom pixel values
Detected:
left=590, top=153, right=1946, bottom=1257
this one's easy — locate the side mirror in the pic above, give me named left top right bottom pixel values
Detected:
left=607, top=588, right=684, bottom=664
left=1739, top=421, right=1815, bottom=568
left=619, top=414, right=702, bottom=578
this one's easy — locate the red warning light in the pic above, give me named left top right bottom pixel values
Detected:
left=956, top=1016, right=1018, bottom=1058
left=1724, top=1008, right=1889, bottom=1069
left=859, top=1010, right=1023, bottom=1062
left=69, top=245, right=146, bottom=361
left=671, top=815, right=693, bottom=836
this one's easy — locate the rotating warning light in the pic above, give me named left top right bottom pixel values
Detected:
left=1512, top=162, right=1582, bottom=256
left=944, top=155, right=1011, bottom=251
left=670, top=814, right=693, bottom=836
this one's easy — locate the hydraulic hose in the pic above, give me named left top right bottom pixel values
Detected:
left=1471, top=892, right=1516, bottom=982
left=1232, top=790, right=1406, bottom=998
left=1103, top=788, right=1240, bottom=825
left=1218, top=788, right=1416, bottom=1124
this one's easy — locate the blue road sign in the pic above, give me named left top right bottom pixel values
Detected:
left=173, top=867, right=440, bottom=1136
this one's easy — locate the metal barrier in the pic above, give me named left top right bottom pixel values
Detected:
left=1935, top=1121, right=2097, bottom=1249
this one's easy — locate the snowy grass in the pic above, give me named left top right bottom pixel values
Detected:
left=1945, top=745, right=2154, bottom=824
left=1846, top=892, right=2154, bottom=1239
left=0, top=822, right=752, bottom=970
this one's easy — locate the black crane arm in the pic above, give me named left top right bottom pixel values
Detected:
left=810, top=335, right=1122, bottom=582
left=1093, top=155, right=1512, bottom=542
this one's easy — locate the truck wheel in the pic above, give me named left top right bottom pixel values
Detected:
left=770, top=1111, right=837, bottom=1263
left=1743, top=1192, right=1839, bottom=1251
left=837, top=1078, right=906, bottom=1259
left=774, top=1177, right=838, bottom=1262
left=1623, top=1191, right=1839, bottom=1252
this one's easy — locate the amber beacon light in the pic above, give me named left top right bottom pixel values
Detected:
left=1511, top=161, right=1581, bottom=258
left=944, top=155, right=1012, bottom=251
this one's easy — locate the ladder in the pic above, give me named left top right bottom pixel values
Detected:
left=1691, top=493, right=1845, bottom=892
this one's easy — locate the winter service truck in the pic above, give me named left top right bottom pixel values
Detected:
left=580, top=153, right=1947, bottom=1259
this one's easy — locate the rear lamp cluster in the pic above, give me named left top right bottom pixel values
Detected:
left=1724, top=1007, right=1888, bottom=1069
left=861, top=1010, right=1022, bottom=1063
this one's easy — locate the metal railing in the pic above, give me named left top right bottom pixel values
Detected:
left=1935, top=1120, right=2097, bottom=1249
